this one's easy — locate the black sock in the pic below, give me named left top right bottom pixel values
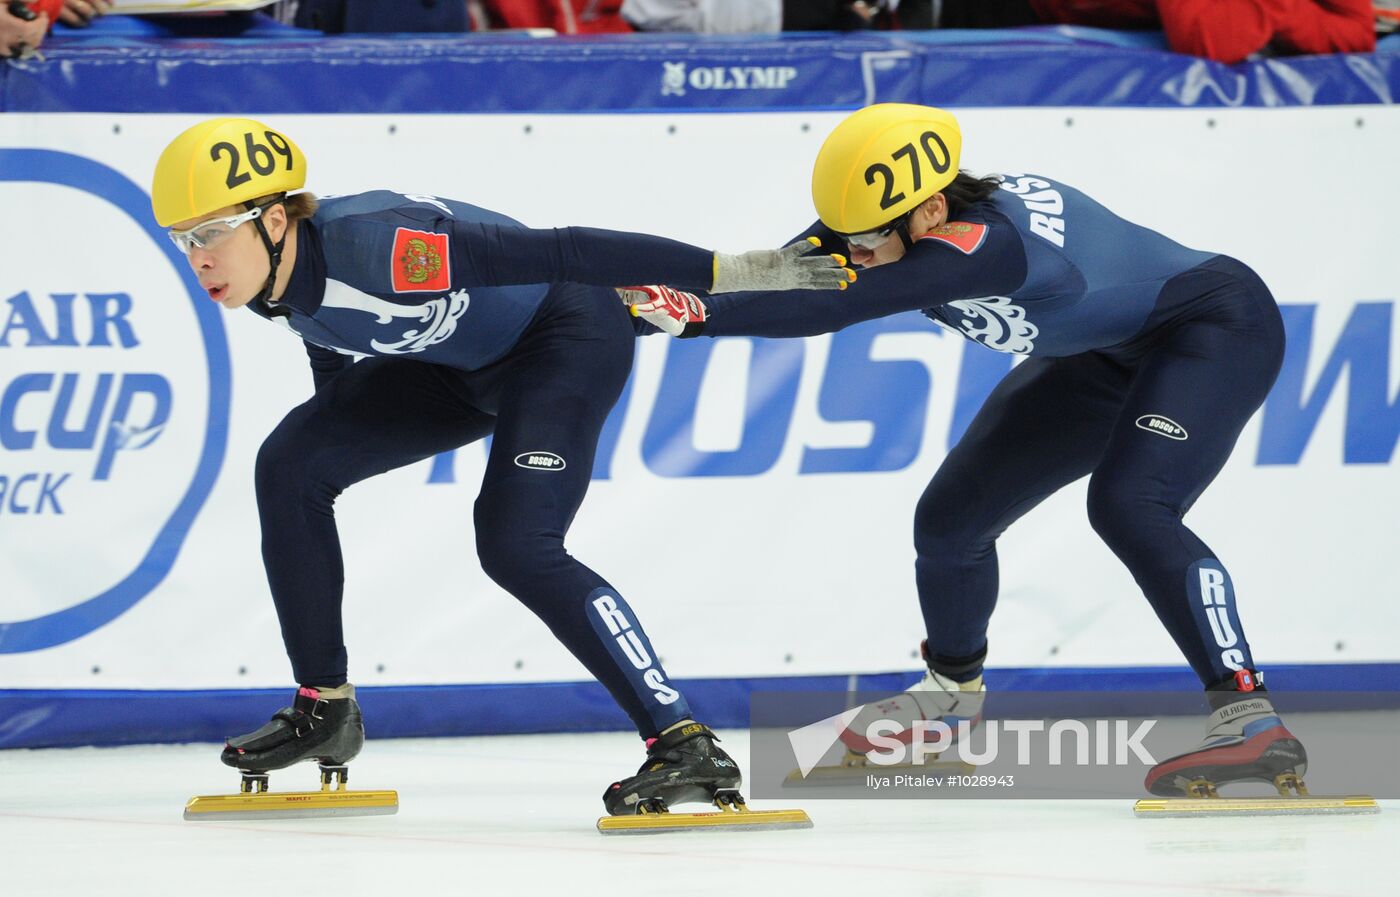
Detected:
left=928, top=643, right=987, bottom=683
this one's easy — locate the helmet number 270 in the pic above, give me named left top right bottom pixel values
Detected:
left=864, top=130, right=952, bottom=211
left=209, top=131, right=296, bottom=190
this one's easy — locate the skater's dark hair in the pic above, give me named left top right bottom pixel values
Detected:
left=939, top=171, right=1002, bottom=217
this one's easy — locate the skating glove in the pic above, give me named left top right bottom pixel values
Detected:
left=621, top=284, right=708, bottom=338
left=711, top=237, right=855, bottom=293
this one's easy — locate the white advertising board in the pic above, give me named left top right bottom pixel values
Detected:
left=1, top=107, right=1396, bottom=691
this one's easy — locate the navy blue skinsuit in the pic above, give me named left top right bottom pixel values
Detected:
left=248, top=191, right=714, bottom=738
left=702, top=175, right=1285, bottom=686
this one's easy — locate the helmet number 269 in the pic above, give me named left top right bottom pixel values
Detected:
left=209, top=131, right=296, bottom=190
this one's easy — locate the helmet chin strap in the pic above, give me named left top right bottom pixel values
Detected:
left=895, top=199, right=940, bottom=250
left=896, top=219, right=915, bottom=251
left=246, top=198, right=289, bottom=318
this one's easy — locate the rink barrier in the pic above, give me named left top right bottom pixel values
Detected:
left=3, top=28, right=1399, bottom=113
left=2, top=662, right=1398, bottom=749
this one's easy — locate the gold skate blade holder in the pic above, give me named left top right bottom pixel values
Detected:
left=184, top=764, right=399, bottom=821
left=1134, top=773, right=1379, bottom=817
left=597, top=790, right=812, bottom=834
left=783, top=749, right=975, bottom=786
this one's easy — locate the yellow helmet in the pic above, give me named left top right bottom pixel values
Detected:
left=811, top=104, right=963, bottom=234
left=151, top=117, right=306, bottom=227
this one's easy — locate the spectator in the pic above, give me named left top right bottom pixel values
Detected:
left=57, top=0, right=112, bottom=28
left=474, top=0, right=633, bottom=32
left=621, top=0, right=778, bottom=31
left=783, top=0, right=934, bottom=29
left=1372, top=0, right=1399, bottom=32
left=620, top=0, right=932, bottom=32
left=2, top=1, right=49, bottom=58
left=272, top=0, right=469, bottom=33
left=936, top=0, right=1375, bottom=63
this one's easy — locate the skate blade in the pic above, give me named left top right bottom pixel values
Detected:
left=784, top=759, right=974, bottom=786
left=597, top=807, right=812, bottom=834
left=184, top=789, right=399, bottom=821
left=1133, top=795, right=1379, bottom=817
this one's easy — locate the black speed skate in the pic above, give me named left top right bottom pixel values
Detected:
left=603, top=722, right=741, bottom=816
left=596, top=722, right=813, bottom=832
left=186, top=684, right=397, bottom=821
left=221, top=685, right=364, bottom=784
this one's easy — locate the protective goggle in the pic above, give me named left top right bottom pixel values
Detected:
left=838, top=211, right=912, bottom=251
left=167, top=205, right=265, bottom=255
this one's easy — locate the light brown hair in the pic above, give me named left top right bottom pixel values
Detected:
left=252, top=191, right=318, bottom=223
left=281, top=191, right=319, bottom=223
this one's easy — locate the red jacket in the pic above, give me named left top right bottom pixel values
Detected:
left=1028, top=0, right=1375, bottom=63
left=478, top=0, right=634, bottom=34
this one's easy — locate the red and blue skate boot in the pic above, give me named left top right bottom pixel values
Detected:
left=1145, top=669, right=1308, bottom=798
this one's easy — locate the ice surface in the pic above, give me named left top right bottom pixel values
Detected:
left=2, top=730, right=1394, bottom=897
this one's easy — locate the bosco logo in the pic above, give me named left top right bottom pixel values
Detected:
left=1135, top=414, right=1188, bottom=441
left=0, top=150, right=230, bottom=652
left=514, top=451, right=566, bottom=471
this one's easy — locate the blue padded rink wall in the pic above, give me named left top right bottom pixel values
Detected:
left=2, top=20, right=1400, bottom=897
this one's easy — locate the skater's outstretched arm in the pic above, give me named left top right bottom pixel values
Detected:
left=331, top=204, right=853, bottom=295
left=444, top=222, right=853, bottom=294
left=629, top=213, right=1027, bottom=339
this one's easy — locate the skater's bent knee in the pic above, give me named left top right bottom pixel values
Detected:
left=255, top=431, right=310, bottom=495
left=254, top=426, right=346, bottom=503
left=1085, top=480, right=1175, bottom=548
left=914, top=510, right=995, bottom=560
left=475, top=523, right=565, bottom=593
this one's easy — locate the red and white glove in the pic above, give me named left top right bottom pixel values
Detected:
left=620, top=284, right=708, bottom=338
